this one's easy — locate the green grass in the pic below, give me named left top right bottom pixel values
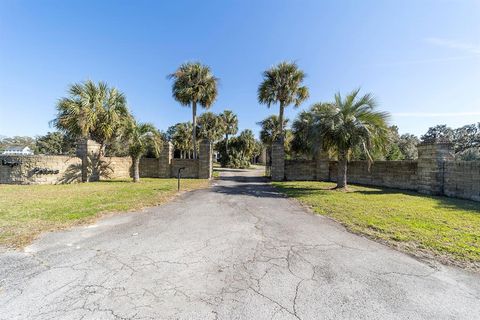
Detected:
left=0, top=178, right=209, bottom=248
left=273, top=181, right=480, bottom=269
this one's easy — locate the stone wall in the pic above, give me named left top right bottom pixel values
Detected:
left=284, top=159, right=418, bottom=190
left=274, top=141, right=480, bottom=202
left=0, top=155, right=82, bottom=184
left=102, top=157, right=132, bottom=179
left=171, top=159, right=199, bottom=178
left=0, top=140, right=213, bottom=184
left=444, top=161, right=480, bottom=201
left=285, top=160, right=316, bottom=181
left=328, top=161, right=418, bottom=191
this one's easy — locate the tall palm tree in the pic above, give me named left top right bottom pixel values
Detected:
left=258, top=62, right=309, bottom=137
left=123, top=120, right=162, bottom=182
left=219, top=110, right=238, bottom=156
left=53, top=80, right=131, bottom=155
left=313, top=89, right=390, bottom=189
left=169, top=62, right=218, bottom=159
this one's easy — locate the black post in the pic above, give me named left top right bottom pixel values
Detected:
left=177, top=167, right=185, bottom=191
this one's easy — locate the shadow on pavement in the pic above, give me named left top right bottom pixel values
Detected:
left=213, top=183, right=286, bottom=198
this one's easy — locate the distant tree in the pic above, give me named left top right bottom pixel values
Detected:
left=453, top=123, right=480, bottom=154
left=52, top=80, right=131, bottom=156
left=169, top=62, right=218, bottom=159
left=0, top=136, right=37, bottom=153
left=420, top=123, right=480, bottom=160
left=218, top=129, right=257, bottom=168
left=398, top=133, right=420, bottom=160
left=258, top=62, right=309, bottom=136
left=122, top=120, right=162, bottom=182
left=168, top=122, right=194, bottom=158
left=458, top=147, right=480, bottom=161
left=313, top=89, right=390, bottom=189
left=237, top=129, right=256, bottom=160
left=197, top=112, right=223, bottom=142
left=421, top=125, right=454, bottom=143
left=252, top=139, right=263, bottom=163
left=36, top=132, right=75, bottom=155
left=219, top=110, right=238, bottom=156
left=290, top=104, right=326, bottom=159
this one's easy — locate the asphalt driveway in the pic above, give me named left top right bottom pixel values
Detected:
left=0, top=168, right=479, bottom=319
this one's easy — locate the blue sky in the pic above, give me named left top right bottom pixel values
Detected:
left=1, top=0, right=479, bottom=138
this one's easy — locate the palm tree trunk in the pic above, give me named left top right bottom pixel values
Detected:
left=133, top=156, right=140, bottom=183
left=225, top=133, right=229, bottom=158
left=278, top=102, right=285, bottom=137
left=336, top=150, right=348, bottom=189
left=192, top=101, right=197, bottom=159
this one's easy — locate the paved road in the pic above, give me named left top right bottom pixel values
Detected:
left=1, top=168, right=479, bottom=319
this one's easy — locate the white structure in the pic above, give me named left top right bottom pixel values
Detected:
left=2, top=146, right=34, bottom=155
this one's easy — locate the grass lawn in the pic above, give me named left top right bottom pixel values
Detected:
left=273, top=181, right=480, bottom=270
left=0, top=178, right=209, bottom=248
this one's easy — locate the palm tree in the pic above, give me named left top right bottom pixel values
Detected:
left=53, top=80, right=131, bottom=156
left=197, top=112, right=223, bottom=142
left=169, top=62, right=218, bottom=159
left=257, top=115, right=288, bottom=149
left=123, top=120, right=162, bottom=182
left=313, top=89, right=390, bottom=189
left=219, top=110, right=238, bottom=156
left=171, top=122, right=193, bottom=158
left=258, top=62, right=309, bottom=137
left=291, top=103, right=327, bottom=158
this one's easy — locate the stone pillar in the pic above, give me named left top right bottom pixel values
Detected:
left=417, top=142, right=454, bottom=195
left=271, top=138, right=285, bottom=181
left=315, top=149, right=330, bottom=181
left=158, top=142, right=173, bottom=178
left=76, top=139, right=101, bottom=182
left=198, top=140, right=213, bottom=179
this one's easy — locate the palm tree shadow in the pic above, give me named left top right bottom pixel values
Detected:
left=58, top=162, right=83, bottom=184
left=58, top=155, right=115, bottom=184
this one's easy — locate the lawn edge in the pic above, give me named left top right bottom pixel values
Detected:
left=0, top=179, right=212, bottom=251
left=271, top=181, right=480, bottom=273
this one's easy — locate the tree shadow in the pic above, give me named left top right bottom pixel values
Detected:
left=219, top=175, right=269, bottom=183
left=57, top=155, right=114, bottom=184
left=213, top=183, right=287, bottom=198
left=58, top=162, right=83, bottom=184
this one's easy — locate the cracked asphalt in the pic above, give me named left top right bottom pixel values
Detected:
left=1, top=168, right=479, bottom=319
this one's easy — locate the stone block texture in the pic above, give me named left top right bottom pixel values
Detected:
left=444, top=161, right=480, bottom=201
left=417, top=142, right=454, bottom=195
left=171, top=159, right=199, bottom=178
left=271, top=139, right=285, bottom=181
left=198, top=140, right=213, bottom=179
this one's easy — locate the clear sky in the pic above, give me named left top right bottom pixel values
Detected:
left=1, top=0, right=479, bottom=139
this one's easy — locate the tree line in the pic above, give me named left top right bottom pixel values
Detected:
left=2, top=61, right=478, bottom=186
